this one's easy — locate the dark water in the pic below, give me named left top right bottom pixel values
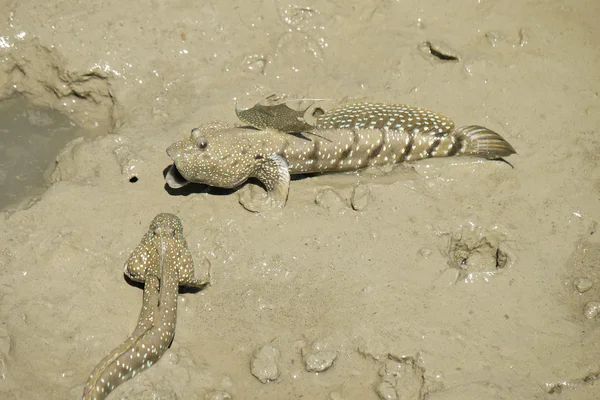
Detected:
left=0, top=97, right=82, bottom=210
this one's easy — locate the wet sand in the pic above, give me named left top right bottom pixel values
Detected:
left=1, top=0, right=599, bottom=399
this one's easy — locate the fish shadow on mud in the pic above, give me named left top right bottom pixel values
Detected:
left=161, top=165, right=318, bottom=198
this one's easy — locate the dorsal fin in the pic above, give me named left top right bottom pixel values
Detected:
left=235, top=94, right=330, bottom=133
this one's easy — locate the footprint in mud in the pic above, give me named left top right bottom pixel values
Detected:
left=375, top=354, right=425, bottom=400
left=439, top=223, right=514, bottom=284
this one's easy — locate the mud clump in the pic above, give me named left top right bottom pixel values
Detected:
left=301, top=341, right=337, bottom=373
left=250, top=344, right=280, bottom=383
left=315, top=188, right=347, bottom=212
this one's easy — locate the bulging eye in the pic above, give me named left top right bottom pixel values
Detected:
left=197, top=138, right=208, bottom=150
left=190, top=128, right=208, bottom=149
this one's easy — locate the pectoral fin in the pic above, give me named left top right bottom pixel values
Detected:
left=252, top=154, right=291, bottom=208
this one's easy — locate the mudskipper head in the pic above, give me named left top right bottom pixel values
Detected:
left=166, top=122, right=257, bottom=190
left=124, top=213, right=200, bottom=286
left=123, top=213, right=184, bottom=280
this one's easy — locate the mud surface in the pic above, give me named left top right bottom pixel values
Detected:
left=1, top=1, right=599, bottom=399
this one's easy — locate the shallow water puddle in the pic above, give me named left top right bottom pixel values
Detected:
left=0, top=97, right=83, bottom=210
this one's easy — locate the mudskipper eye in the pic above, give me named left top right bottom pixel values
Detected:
left=191, top=128, right=208, bottom=149
left=197, top=138, right=208, bottom=150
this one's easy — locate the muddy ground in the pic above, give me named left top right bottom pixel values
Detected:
left=1, top=1, right=599, bottom=399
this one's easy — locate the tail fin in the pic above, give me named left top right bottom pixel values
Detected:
left=453, top=125, right=516, bottom=159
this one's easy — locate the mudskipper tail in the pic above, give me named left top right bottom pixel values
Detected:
left=453, top=125, right=516, bottom=159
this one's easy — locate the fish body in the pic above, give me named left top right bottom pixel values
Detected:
left=82, top=214, right=208, bottom=400
left=166, top=102, right=516, bottom=207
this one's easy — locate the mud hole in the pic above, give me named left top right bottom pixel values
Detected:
left=441, top=223, right=514, bottom=284
left=0, top=97, right=82, bottom=210
left=0, top=37, right=120, bottom=211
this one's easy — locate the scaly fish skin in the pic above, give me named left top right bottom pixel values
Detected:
left=82, top=213, right=208, bottom=400
left=166, top=102, right=516, bottom=207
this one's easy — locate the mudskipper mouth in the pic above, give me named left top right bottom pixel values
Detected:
left=165, top=164, right=189, bottom=189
